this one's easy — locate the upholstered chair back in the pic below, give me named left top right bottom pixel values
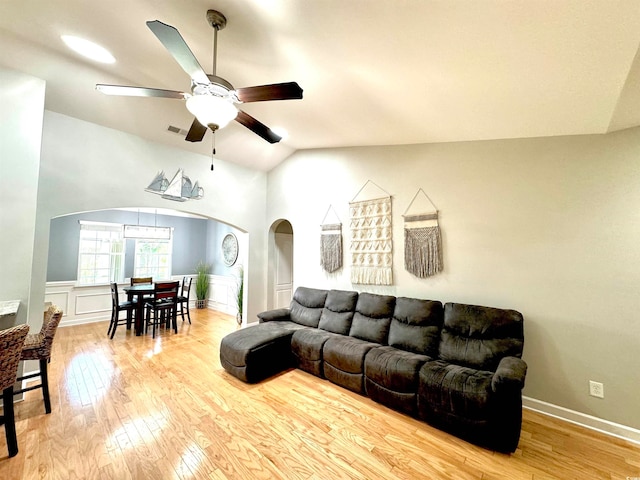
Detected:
left=318, top=290, right=359, bottom=335
left=289, top=287, right=328, bottom=327
left=348, top=293, right=395, bottom=344
left=438, top=303, right=524, bottom=371
left=388, top=298, right=443, bottom=357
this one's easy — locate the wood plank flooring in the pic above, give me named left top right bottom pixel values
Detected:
left=1, top=308, right=639, bottom=479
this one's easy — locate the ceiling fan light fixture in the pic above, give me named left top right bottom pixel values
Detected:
left=186, top=95, right=238, bottom=130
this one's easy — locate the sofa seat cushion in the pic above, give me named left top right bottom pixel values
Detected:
left=418, top=360, right=493, bottom=420
left=365, top=346, right=431, bottom=393
left=220, top=323, right=298, bottom=383
left=364, top=346, right=431, bottom=416
left=291, top=328, right=338, bottom=377
left=323, top=336, right=378, bottom=393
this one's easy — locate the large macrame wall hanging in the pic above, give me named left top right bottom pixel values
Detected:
left=350, top=181, right=393, bottom=285
left=320, top=205, right=343, bottom=273
left=403, top=188, right=443, bottom=278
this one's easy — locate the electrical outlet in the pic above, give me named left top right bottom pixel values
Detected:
left=589, top=380, right=604, bottom=398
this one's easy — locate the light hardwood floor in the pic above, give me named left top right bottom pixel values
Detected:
left=0, top=308, right=639, bottom=479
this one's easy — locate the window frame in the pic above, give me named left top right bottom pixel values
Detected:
left=76, top=221, right=125, bottom=286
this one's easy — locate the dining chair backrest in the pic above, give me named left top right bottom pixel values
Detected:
left=153, top=281, right=180, bottom=302
left=110, top=282, right=120, bottom=307
left=181, top=277, right=192, bottom=298
left=131, top=277, right=153, bottom=286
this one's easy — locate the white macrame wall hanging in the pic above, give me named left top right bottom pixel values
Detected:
left=320, top=205, right=343, bottom=273
left=349, top=180, right=393, bottom=285
left=403, top=188, right=443, bottom=278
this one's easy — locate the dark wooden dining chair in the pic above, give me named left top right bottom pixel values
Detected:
left=177, top=277, right=192, bottom=324
left=144, top=281, right=179, bottom=338
left=0, top=324, right=30, bottom=458
left=129, top=277, right=153, bottom=320
left=108, top=283, right=135, bottom=339
left=14, top=305, right=63, bottom=415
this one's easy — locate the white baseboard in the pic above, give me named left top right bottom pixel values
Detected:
left=523, top=396, right=640, bottom=446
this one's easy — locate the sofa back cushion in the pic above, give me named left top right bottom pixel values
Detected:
left=439, top=303, right=524, bottom=371
left=349, top=293, right=395, bottom=344
left=318, top=290, right=358, bottom=335
left=290, top=287, right=329, bottom=327
left=389, top=297, right=443, bottom=356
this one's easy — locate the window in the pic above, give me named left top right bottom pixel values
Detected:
left=134, top=238, right=172, bottom=280
left=77, top=222, right=124, bottom=285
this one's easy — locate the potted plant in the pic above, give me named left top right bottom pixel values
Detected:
left=234, top=265, right=244, bottom=325
left=195, top=262, right=211, bottom=309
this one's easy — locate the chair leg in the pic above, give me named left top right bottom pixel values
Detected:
left=2, top=386, right=18, bottom=457
left=107, top=309, right=115, bottom=337
left=110, top=312, right=118, bottom=339
left=40, top=358, right=52, bottom=414
left=180, top=301, right=186, bottom=322
left=172, top=306, right=178, bottom=333
left=185, top=301, right=191, bottom=324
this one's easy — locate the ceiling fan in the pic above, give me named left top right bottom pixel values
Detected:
left=96, top=10, right=302, bottom=144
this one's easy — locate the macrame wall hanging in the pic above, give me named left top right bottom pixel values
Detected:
left=349, top=180, right=393, bottom=285
left=403, top=188, right=443, bottom=278
left=320, top=205, right=343, bottom=273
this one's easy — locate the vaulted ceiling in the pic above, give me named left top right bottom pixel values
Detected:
left=2, top=1, right=640, bottom=171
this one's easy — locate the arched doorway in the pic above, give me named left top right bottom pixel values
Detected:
left=267, top=220, right=294, bottom=309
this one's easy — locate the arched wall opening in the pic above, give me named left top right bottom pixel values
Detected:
left=266, top=219, right=294, bottom=311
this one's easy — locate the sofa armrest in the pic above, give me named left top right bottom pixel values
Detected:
left=491, top=356, right=527, bottom=392
left=257, top=308, right=291, bottom=323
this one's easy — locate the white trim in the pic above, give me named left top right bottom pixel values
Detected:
left=523, top=396, right=640, bottom=446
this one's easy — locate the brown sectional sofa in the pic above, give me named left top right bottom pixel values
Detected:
left=219, top=287, right=527, bottom=452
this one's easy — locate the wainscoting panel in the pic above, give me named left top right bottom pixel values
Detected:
left=46, top=275, right=237, bottom=327
left=75, top=292, right=111, bottom=316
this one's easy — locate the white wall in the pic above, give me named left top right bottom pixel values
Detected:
left=266, top=128, right=640, bottom=431
left=34, top=111, right=268, bottom=326
left=0, top=67, right=45, bottom=327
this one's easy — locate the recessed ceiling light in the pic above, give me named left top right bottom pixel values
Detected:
left=61, top=35, right=115, bottom=64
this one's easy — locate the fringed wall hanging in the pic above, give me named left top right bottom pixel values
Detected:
left=403, top=188, right=443, bottom=278
left=349, top=180, right=393, bottom=285
left=320, top=205, right=343, bottom=273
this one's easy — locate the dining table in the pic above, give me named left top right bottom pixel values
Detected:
left=123, top=284, right=154, bottom=336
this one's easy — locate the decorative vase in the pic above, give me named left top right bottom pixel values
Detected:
left=236, top=312, right=242, bottom=325
left=195, top=299, right=207, bottom=309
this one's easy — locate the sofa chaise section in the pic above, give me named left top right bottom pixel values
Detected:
left=220, top=286, right=328, bottom=383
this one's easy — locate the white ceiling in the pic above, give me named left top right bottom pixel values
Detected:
left=2, top=0, right=640, bottom=171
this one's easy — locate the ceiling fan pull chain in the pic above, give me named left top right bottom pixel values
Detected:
left=211, top=133, right=216, bottom=171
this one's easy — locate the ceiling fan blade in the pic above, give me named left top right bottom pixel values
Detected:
left=146, top=20, right=210, bottom=85
left=235, top=111, right=282, bottom=144
left=96, top=84, right=187, bottom=99
left=185, top=118, right=208, bottom=143
left=235, top=82, right=303, bottom=103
